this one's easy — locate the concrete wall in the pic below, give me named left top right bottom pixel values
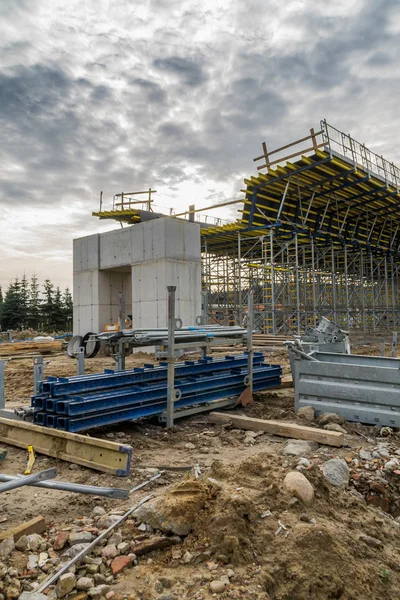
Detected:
left=73, top=218, right=201, bottom=335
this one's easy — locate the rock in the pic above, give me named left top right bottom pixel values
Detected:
left=207, top=478, right=223, bottom=491
left=87, top=585, right=110, bottom=599
left=19, top=594, right=48, bottom=600
left=53, top=532, right=69, bottom=551
left=137, top=523, right=147, bottom=532
left=93, top=575, right=107, bottom=585
left=359, top=449, right=372, bottom=460
left=86, top=565, right=100, bottom=575
left=111, top=555, right=132, bottom=575
left=0, top=538, right=14, bottom=560
left=318, top=412, right=345, bottom=426
left=77, top=578, right=95, bottom=591
left=359, top=535, right=383, bottom=549
left=158, top=595, right=176, bottom=600
left=101, top=545, right=118, bottom=559
left=296, top=458, right=311, bottom=469
left=324, top=423, right=347, bottom=434
left=322, top=458, right=350, bottom=488
left=283, top=440, right=318, bottom=456
left=183, top=551, right=193, bottom=564
left=38, top=552, right=48, bottom=567
left=297, top=406, right=315, bottom=422
left=184, top=443, right=196, bottom=450
left=117, top=542, right=130, bottom=554
left=384, top=459, right=399, bottom=472
left=15, top=535, right=29, bottom=552
left=27, top=534, right=44, bottom=552
left=107, top=533, right=122, bottom=546
left=105, top=593, right=115, bottom=600
left=158, top=577, right=172, bottom=589
left=27, top=555, right=39, bottom=570
left=61, top=544, right=91, bottom=560
left=91, top=507, right=106, bottom=518
left=5, top=587, right=19, bottom=599
left=56, top=573, right=77, bottom=598
left=69, top=532, right=94, bottom=546
left=210, top=580, right=226, bottom=593
left=376, top=446, right=390, bottom=458
left=227, top=569, right=235, bottom=579
left=283, top=471, right=314, bottom=506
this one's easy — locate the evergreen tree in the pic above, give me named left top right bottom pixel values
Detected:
left=20, top=274, right=29, bottom=329
left=2, top=280, right=24, bottom=330
left=52, top=287, right=65, bottom=330
left=41, top=279, right=55, bottom=330
left=0, top=286, right=3, bottom=329
left=63, top=287, right=73, bottom=331
left=28, top=274, right=41, bottom=330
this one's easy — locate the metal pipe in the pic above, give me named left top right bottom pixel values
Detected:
left=35, top=493, right=154, bottom=593
left=247, top=291, right=254, bottom=392
left=0, top=468, right=57, bottom=493
left=0, top=474, right=129, bottom=499
left=0, top=361, right=5, bottom=410
left=77, top=347, right=85, bottom=376
left=33, top=356, right=44, bottom=396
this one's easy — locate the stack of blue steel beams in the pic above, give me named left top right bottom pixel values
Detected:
left=31, top=353, right=281, bottom=433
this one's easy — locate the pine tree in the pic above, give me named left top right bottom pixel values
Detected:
left=28, top=274, right=41, bottom=330
left=20, top=274, right=29, bottom=329
left=2, top=280, right=24, bottom=330
left=63, top=287, right=73, bottom=331
left=52, top=287, right=65, bottom=331
left=0, top=286, right=3, bottom=329
left=41, top=279, right=55, bottom=331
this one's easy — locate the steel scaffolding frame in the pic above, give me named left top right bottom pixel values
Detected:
left=201, top=120, right=400, bottom=334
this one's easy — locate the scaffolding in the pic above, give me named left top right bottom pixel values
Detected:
left=201, top=120, right=400, bottom=333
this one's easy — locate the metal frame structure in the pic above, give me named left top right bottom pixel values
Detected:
left=201, top=120, right=400, bottom=333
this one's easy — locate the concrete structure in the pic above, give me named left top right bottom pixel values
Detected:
left=73, top=218, right=202, bottom=335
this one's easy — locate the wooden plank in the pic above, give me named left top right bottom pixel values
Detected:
left=0, top=341, right=62, bottom=357
left=0, top=418, right=132, bottom=476
left=0, top=516, right=46, bottom=542
left=209, top=413, right=344, bottom=447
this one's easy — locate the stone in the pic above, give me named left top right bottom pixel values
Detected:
left=324, top=423, right=347, bottom=434
left=283, top=440, right=318, bottom=457
left=111, top=555, right=132, bottom=575
left=184, top=443, right=196, bottom=450
left=366, top=496, right=390, bottom=512
left=86, top=565, right=100, bottom=575
left=19, top=594, right=48, bottom=600
left=5, top=588, right=19, bottom=599
left=93, top=575, right=107, bottom=585
left=117, top=542, right=130, bottom=554
left=27, top=555, right=39, bottom=570
left=15, top=535, right=29, bottom=552
left=56, top=573, right=77, bottom=598
left=105, top=593, right=115, bottom=600
left=137, top=523, right=147, bottom=532
left=359, top=449, right=372, bottom=460
left=183, top=551, right=193, bottom=564
left=38, top=552, right=48, bottom=567
left=77, top=578, right=95, bottom=591
left=27, top=534, right=44, bottom=552
left=158, top=577, right=172, bottom=589
left=91, top=507, right=106, bottom=518
left=207, top=478, right=223, bottom=491
left=376, top=446, right=390, bottom=458
left=53, top=532, right=69, bottom=551
left=359, top=535, right=383, bottom=549
left=318, top=413, right=345, bottom=426
left=283, top=471, right=314, bottom=506
left=297, top=406, right=315, bottom=422
left=61, top=544, right=91, bottom=560
left=87, top=585, right=110, bottom=599
left=227, top=569, right=235, bottom=579
left=296, top=458, right=311, bottom=469
left=384, top=459, right=399, bottom=472
left=107, top=533, right=122, bottom=546
left=158, top=595, right=176, bottom=600
left=0, top=538, right=14, bottom=560
left=101, top=545, right=118, bottom=559
left=322, top=458, right=350, bottom=488
left=69, top=532, right=94, bottom=546
left=210, top=581, right=226, bottom=593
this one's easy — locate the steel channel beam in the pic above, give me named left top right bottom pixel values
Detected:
left=54, top=375, right=282, bottom=432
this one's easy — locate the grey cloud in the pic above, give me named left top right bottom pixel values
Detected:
left=153, top=56, right=207, bottom=87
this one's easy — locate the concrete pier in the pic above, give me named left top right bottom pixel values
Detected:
left=73, top=218, right=201, bottom=335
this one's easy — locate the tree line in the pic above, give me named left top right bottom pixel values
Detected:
left=0, top=275, right=73, bottom=332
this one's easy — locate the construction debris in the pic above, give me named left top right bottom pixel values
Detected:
left=0, top=340, right=62, bottom=357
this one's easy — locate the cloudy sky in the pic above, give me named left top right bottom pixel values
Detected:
left=1, top=0, right=399, bottom=291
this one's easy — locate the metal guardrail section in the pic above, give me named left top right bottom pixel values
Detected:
left=294, top=351, right=400, bottom=427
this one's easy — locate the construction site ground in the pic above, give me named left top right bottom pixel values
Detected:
left=1, top=344, right=400, bottom=600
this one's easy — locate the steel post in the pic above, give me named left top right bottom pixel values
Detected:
left=117, top=340, right=126, bottom=371
left=77, top=347, right=85, bottom=376
left=0, top=474, right=129, bottom=498
left=0, top=468, right=57, bottom=493
left=33, top=356, right=44, bottom=396
left=0, top=361, right=5, bottom=410
left=166, top=286, right=176, bottom=428
left=247, top=291, right=254, bottom=392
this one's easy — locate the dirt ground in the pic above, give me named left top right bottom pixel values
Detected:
left=0, top=343, right=399, bottom=600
